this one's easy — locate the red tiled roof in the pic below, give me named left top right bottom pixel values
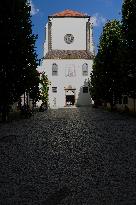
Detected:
left=52, top=9, right=88, bottom=17
left=44, top=50, right=94, bottom=60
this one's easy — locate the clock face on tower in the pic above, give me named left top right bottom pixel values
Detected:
left=64, top=34, right=74, bottom=44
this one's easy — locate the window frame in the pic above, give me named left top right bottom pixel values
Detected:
left=52, top=87, right=57, bottom=93
left=83, top=87, right=88, bottom=93
left=82, top=63, right=88, bottom=76
left=52, top=63, right=58, bottom=76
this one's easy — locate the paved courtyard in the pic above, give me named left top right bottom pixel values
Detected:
left=0, top=107, right=136, bottom=204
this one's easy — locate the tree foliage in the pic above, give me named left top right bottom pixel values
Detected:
left=0, top=0, right=39, bottom=120
left=122, top=0, right=136, bottom=98
left=29, top=72, right=40, bottom=104
left=40, top=73, right=50, bottom=105
left=90, top=20, right=124, bottom=105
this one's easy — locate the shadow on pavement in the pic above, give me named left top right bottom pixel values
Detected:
left=0, top=134, right=17, bottom=144
left=42, top=186, right=71, bottom=205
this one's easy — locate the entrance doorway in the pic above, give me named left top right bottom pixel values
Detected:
left=65, top=88, right=75, bottom=106
left=66, top=95, right=75, bottom=106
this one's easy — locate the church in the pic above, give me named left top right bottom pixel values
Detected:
left=38, top=9, right=95, bottom=108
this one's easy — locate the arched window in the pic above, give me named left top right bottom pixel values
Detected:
left=82, top=63, right=88, bottom=76
left=52, top=63, right=58, bottom=76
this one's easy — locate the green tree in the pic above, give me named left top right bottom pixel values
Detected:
left=90, top=20, right=124, bottom=107
left=122, top=0, right=136, bottom=100
left=0, top=0, right=39, bottom=121
left=40, top=72, right=50, bottom=106
left=29, top=71, right=40, bottom=107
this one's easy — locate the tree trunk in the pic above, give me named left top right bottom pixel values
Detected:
left=134, top=98, right=135, bottom=112
left=110, top=100, right=114, bottom=111
left=2, top=104, right=9, bottom=122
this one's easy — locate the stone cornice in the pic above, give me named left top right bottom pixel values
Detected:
left=44, top=50, right=94, bottom=60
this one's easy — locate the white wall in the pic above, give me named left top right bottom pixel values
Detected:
left=44, top=17, right=94, bottom=54
left=40, top=59, right=93, bottom=108
left=51, top=18, right=87, bottom=50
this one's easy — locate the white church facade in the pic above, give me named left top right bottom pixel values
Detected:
left=38, top=9, right=95, bottom=108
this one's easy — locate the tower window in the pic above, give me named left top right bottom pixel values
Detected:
left=52, top=63, right=58, bottom=76
left=82, top=63, right=88, bottom=76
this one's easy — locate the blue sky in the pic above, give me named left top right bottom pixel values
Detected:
left=30, top=0, right=123, bottom=60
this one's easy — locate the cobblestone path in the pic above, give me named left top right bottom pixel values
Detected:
left=0, top=107, right=136, bottom=204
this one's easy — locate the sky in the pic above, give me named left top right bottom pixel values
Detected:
left=30, top=0, right=123, bottom=60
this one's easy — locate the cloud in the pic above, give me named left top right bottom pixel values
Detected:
left=91, top=13, right=107, bottom=27
left=29, top=0, right=39, bottom=16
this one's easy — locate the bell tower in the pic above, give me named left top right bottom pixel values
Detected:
left=39, top=10, right=94, bottom=108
